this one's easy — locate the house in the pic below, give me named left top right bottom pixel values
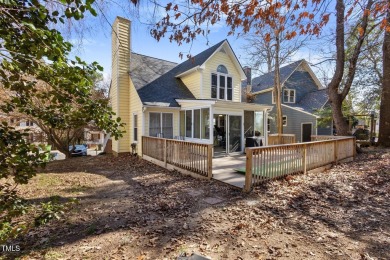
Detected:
left=0, top=114, right=46, bottom=143
left=109, top=17, right=272, bottom=156
left=249, top=60, right=332, bottom=142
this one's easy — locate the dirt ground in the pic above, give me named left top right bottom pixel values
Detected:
left=4, top=147, right=390, bottom=260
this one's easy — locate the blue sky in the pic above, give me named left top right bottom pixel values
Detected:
left=67, top=1, right=331, bottom=81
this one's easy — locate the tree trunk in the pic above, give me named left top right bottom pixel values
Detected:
left=378, top=2, right=390, bottom=147
left=328, top=0, right=349, bottom=136
left=274, top=29, right=283, bottom=142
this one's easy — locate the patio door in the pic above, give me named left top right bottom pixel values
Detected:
left=228, top=115, right=242, bottom=153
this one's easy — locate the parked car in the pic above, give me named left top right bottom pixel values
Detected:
left=69, top=145, right=87, bottom=156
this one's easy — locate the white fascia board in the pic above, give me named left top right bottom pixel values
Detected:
left=252, top=88, right=273, bottom=95
left=200, top=40, right=246, bottom=80
left=282, top=104, right=319, bottom=118
left=301, top=61, right=324, bottom=89
left=176, top=99, right=216, bottom=105
left=175, top=66, right=202, bottom=78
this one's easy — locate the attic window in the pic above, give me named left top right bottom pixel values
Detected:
left=217, top=65, right=228, bottom=74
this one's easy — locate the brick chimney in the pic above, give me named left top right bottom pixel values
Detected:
left=110, top=17, right=131, bottom=155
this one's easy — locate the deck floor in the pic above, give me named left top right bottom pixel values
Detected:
left=212, top=154, right=246, bottom=188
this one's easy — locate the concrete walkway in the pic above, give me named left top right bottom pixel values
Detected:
left=212, top=154, right=246, bottom=188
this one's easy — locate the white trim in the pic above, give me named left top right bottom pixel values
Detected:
left=300, top=61, right=324, bottom=90
left=283, top=89, right=296, bottom=103
left=148, top=112, right=174, bottom=138
left=143, top=105, right=181, bottom=110
left=133, top=113, right=138, bottom=143
left=211, top=70, right=234, bottom=101
left=200, top=69, right=203, bottom=98
left=301, top=122, right=313, bottom=142
left=282, top=104, right=318, bottom=118
left=201, top=41, right=247, bottom=79
left=252, top=88, right=273, bottom=95
left=175, top=66, right=201, bottom=78
left=176, top=99, right=216, bottom=105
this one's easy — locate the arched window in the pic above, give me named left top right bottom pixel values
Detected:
left=217, top=65, right=228, bottom=74
left=212, top=65, right=232, bottom=100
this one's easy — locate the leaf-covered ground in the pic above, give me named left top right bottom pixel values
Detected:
left=6, top=147, right=390, bottom=259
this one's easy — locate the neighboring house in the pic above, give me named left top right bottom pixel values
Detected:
left=84, top=128, right=105, bottom=148
left=0, top=114, right=46, bottom=143
left=109, top=17, right=272, bottom=156
left=249, top=60, right=332, bottom=142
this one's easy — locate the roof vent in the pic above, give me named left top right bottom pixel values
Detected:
left=219, top=47, right=227, bottom=54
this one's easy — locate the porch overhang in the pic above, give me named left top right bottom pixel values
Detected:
left=176, top=99, right=273, bottom=111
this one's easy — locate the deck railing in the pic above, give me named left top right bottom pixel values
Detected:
left=142, top=136, right=213, bottom=179
left=244, top=136, right=356, bottom=192
left=267, top=134, right=296, bottom=145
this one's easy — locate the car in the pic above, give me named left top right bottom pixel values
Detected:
left=69, top=145, right=87, bottom=156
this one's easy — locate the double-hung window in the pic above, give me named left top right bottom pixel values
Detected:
left=149, top=112, right=173, bottom=139
left=133, top=114, right=138, bottom=142
left=211, top=65, right=233, bottom=101
left=283, top=89, right=295, bottom=103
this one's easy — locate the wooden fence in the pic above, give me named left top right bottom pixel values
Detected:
left=142, top=136, right=213, bottom=179
left=244, top=136, right=356, bottom=192
left=268, top=134, right=296, bottom=145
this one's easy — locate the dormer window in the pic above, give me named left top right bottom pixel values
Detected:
left=283, top=89, right=295, bottom=103
left=211, top=65, right=233, bottom=101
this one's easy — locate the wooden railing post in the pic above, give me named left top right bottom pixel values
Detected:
left=353, top=137, right=357, bottom=159
left=244, top=148, right=253, bottom=193
left=163, top=139, right=167, bottom=167
left=334, top=139, right=338, bottom=164
left=207, top=144, right=213, bottom=179
left=303, top=144, right=307, bottom=174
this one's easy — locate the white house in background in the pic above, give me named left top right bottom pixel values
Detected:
left=109, top=17, right=272, bottom=157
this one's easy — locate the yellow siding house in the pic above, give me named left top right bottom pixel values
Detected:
left=109, top=17, right=272, bottom=157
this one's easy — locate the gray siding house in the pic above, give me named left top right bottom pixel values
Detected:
left=248, top=60, right=332, bottom=142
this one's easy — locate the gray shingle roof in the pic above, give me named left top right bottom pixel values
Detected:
left=134, top=40, right=226, bottom=107
left=130, top=53, right=178, bottom=90
left=288, top=88, right=328, bottom=113
left=251, top=60, right=305, bottom=92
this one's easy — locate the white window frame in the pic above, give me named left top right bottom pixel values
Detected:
left=211, top=70, right=233, bottom=101
left=283, top=89, right=296, bottom=103
left=149, top=112, right=174, bottom=139
left=181, top=107, right=210, bottom=140
left=282, top=115, right=287, bottom=126
left=133, top=113, right=138, bottom=142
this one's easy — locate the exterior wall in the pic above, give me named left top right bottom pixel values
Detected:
left=143, top=107, right=180, bottom=138
left=202, top=51, right=242, bottom=102
left=111, top=17, right=131, bottom=154
left=181, top=71, right=202, bottom=98
left=129, top=80, right=144, bottom=155
left=283, top=70, right=319, bottom=103
left=254, top=90, right=273, bottom=104
left=267, top=106, right=317, bottom=142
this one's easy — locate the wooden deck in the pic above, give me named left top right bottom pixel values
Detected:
left=212, top=155, right=246, bottom=188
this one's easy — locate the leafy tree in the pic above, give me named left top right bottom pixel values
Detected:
left=0, top=0, right=123, bottom=242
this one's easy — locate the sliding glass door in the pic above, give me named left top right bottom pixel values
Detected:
left=228, top=115, right=242, bottom=153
